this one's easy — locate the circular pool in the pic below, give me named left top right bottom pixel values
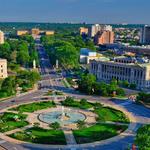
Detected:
left=38, top=110, right=86, bottom=125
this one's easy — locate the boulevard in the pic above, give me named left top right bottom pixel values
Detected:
left=0, top=39, right=150, bottom=150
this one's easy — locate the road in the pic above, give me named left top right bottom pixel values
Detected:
left=0, top=38, right=150, bottom=150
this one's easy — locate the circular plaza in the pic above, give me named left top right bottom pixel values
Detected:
left=0, top=96, right=131, bottom=148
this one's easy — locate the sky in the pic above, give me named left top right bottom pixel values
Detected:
left=0, top=0, right=149, bottom=24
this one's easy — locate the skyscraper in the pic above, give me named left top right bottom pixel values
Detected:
left=0, top=30, right=4, bottom=44
left=89, top=24, right=102, bottom=37
left=94, top=30, right=114, bottom=45
left=103, top=25, right=113, bottom=32
left=140, top=25, right=150, bottom=44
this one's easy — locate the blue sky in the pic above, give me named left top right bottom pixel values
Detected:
left=0, top=0, right=149, bottom=24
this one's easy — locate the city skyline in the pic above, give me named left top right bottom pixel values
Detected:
left=0, top=0, right=149, bottom=24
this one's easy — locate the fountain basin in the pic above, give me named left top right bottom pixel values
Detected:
left=38, top=111, right=86, bottom=125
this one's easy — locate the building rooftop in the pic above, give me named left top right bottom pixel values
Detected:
left=92, top=56, right=150, bottom=67
left=80, top=48, right=96, bottom=56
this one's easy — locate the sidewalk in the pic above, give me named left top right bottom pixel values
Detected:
left=63, top=130, right=76, bottom=145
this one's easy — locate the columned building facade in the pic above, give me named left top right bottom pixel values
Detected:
left=90, top=58, right=150, bottom=89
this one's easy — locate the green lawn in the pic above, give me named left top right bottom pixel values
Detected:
left=94, top=107, right=129, bottom=123
left=73, top=123, right=128, bottom=144
left=0, top=112, right=28, bottom=133
left=61, top=100, right=94, bottom=109
left=62, top=79, right=70, bottom=88
left=10, top=127, right=66, bottom=145
left=10, top=101, right=55, bottom=113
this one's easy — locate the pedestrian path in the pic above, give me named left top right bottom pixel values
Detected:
left=64, top=130, right=77, bottom=145
left=4, top=125, right=32, bottom=135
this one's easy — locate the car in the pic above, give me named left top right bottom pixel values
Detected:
left=11, top=100, right=15, bottom=103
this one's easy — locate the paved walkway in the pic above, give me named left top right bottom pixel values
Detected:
left=1, top=91, right=150, bottom=150
left=5, top=125, right=33, bottom=135
left=64, top=130, right=76, bottom=145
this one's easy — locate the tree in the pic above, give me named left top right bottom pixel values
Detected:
left=10, top=50, right=17, bottom=63
left=80, top=99, right=88, bottom=105
left=130, top=83, right=137, bottom=90
left=17, top=50, right=30, bottom=66
left=33, top=122, right=40, bottom=128
left=85, top=39, right=96, bottom=50
left=135, top=125, right=150, bottom=150
left=107, top=79, right=118, bottom=96
left=122, top=80, right=129, bottom=88
left=0, top=42, right=11, bottom=60
left=28, top=71, right=41, bottom=84
left=136, top=92, right=150, bottom=104
left=16, top=41, right=30, bottom=66
left=1, top=76, right=16, bottom=96
left=49, top=122, right=60, bottom=130
left=116, top=88, right=125, bottom=96
left=94, top=82, right=102, bottom=95
left=94, top=102, right=103, bottom=109
left=78, top=74, right=96, bottom=95
left=62, top=97, right=75, bottom=106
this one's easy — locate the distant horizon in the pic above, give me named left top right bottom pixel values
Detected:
left=0, top=21, right=146, bottom=25
left=0, top=0, right=149, bottom=24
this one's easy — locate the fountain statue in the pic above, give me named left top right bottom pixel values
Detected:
left=39, top=108, right=86, bottom=125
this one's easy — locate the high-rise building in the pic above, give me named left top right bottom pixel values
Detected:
left=140, top=25, right=150, bottom=44
left=0, top=59, right=7, bottom=79
left=90, top=56, right=150, bottom=89
left=94, top=30, right=114, bottom=45
left=79, top=27, right=88, bottom=35
left=0, top=30, right=4, bottom=44
left=89, top=24, right=102, bottom=37
left=89, top=24, right=113, bottom=38
left=103, top=25, right=113, bottom=31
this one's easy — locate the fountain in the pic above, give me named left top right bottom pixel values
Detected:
left=38, top=107, right=86, bottom=126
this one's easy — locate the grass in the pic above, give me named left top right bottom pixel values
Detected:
left=62, top=79, right=70, bottom=88
left=73, top=123, right=128, bottom=144
left=0, top=112, right=28, bottom=133
left=9, top=101, right=55, bottom=113
left=94, top=107, right=129, bottom=123
left=45, top=90, right=64, bottom=96
left=61, top=99, right=94, bottom=109
left=135, top=124, right=150, bottom=150
left=10, top=127, right=66, bottom=145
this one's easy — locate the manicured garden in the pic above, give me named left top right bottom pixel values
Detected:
left=9, top=127, right=66, bottom=145
left=61, top=97, right=94, bottom=109
left=0, top=112, right=28, bottom=133
left=0, top=99, right=130, bottom=145
left=94, top=107, right=129, bottom=123
left=10, top=101, right=55, bottom=113
left=73, top=123, right=128, bottom=144
left=62, top=97, right=129, bottom=123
